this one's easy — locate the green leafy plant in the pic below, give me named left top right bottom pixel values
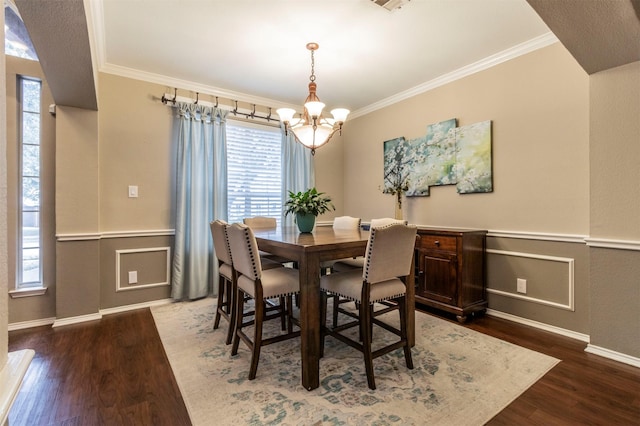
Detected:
left=284, top=188, right=335, bottom=217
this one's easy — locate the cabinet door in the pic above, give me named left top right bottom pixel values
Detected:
left=419, top=251, right=458, bottom=305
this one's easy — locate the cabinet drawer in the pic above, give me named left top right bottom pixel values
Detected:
left=418, top=235, right=457, bottom=252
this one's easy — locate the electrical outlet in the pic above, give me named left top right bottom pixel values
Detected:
left=128, top=271, right=138, bottom=284
left=517, top=278, right=527, bottom=294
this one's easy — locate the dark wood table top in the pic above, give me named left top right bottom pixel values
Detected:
left=253, top=226, right=370, bottom=261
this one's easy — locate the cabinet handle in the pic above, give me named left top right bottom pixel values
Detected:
left=434, top=240, right=440, bottom=246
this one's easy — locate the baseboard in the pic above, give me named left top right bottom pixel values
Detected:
left=585, top=344, right=640, bottom=368
left=99, top=298, right=173, bottom=316
left=8, top=317, right=56, bottom=331
left=487, top=309, right=640, bottom=369
left=486, top=309, right=590, bottom=342
left=53, top=312, right=103, bottom=328
left=10, top=299, right=175, bottom=331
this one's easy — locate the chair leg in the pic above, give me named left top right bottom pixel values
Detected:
left=224, top=278, right=235, bottom=345
left=286, top=295, right=294, bottom=334
left=248, top=296, right=264, bottom=380
left=320, top=292, right=327, bottom=357
left=213, top=276, right=225, bottom=330
left=231, top=288, right=244, bottom=356
left=360, top=301, right=376, bottom=390
left=398, top=296, right=414, bottom=370
left=332, top=295, right=340, bottom=327
left=279, top=296, right=286, bottom=331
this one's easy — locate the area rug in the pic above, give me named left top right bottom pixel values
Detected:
left=151, top=298, right=559, bottom=425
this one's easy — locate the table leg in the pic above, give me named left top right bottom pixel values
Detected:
left=407, top=254, right=415, bottom=347
left=298, top=254, right=321, bottom=391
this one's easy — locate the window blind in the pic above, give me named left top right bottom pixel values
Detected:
left=226, top=121, right=282, bottom=225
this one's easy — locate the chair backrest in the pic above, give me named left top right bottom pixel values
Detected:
left=332, top=216, right=361, bottom=231
left=363, top=223, right=417, bottom=284
left=210, top=220, right=232, bottom=265
left=227, top=223, right=262, bottom=281
left=243, top=216, right=277, bottom=229
left=369, top=217, right=408, bottom=229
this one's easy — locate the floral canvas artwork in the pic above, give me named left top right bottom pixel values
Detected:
left=383, top=136, right=411, bottom=195
left=383, top=119, right=492, bottom=197
left=406, top=118, right=457, bottom=196
left=455, top=120, right=493, bottom=194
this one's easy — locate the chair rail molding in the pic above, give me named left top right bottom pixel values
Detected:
left=56, top=229, right=176, bottom=241
left=584, top=237, right=640, bottom=251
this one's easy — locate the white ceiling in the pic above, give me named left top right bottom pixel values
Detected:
left=87, top=0, right=553, bottom=116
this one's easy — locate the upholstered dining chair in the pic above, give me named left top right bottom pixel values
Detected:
left=227, top=223, right=301, bottom=380
left=210, top=220, right=236, bottom=345
left=320, top=223, right=417, bottom=390
left=320, top=216, right=361, bottom=274
left=211, top=219, right=289, bottom=344
left=242, top=216, right=277, bottom=229
left=243, top=216, right=292, bottom=268
left=331, top=217, right=411, bottom=329
left=332, top=217, right=407, bottom=272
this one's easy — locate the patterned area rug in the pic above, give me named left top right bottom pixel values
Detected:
left=151, top=298, right=559, bottom=425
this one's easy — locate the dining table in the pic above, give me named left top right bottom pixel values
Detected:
left=252, top=225, right=415, bottom=391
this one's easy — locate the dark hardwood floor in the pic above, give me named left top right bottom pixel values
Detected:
left=8, top=306, right=640, bottom=425
left=8, top=309, right=191, bottom=426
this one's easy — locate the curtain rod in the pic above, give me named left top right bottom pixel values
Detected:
left=161, top=88, right=281, bottom=124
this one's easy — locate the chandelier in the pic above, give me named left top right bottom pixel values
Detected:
left=277, top=43, right=350, bottom=155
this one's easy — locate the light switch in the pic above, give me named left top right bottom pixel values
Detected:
left=128, top=185, right=138, bottom=198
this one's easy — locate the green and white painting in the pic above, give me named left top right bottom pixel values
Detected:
left=455, top=120, right=493, bottom=194
left=383, top=119, right=492, bottom=196
left=383, top=137, right=411, bottom=195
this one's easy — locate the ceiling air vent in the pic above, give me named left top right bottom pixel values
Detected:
left=371, top=0, right=410, bottom=11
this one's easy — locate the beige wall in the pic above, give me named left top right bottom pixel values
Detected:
left=590, top=62, right=640, bottom=241
left=343, top=43, right=590, bottom=233
left=98, top=74, right=176, bottom=231
left=56, top=106, right=99, bottom=234
left=589, top=61, right=640, bottom=358
left=312, top=132, right=345, bottom=221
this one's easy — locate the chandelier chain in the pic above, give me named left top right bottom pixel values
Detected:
left=309, top=49, right=316, bottom=82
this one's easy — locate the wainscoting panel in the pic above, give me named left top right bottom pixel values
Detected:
left=486, top=249, right=574, bottom=311
left=100, top=235, right=174, bottom=310
left=486, top=235, right=589, bottom=335
left=115, top=247, right=171, bottom=292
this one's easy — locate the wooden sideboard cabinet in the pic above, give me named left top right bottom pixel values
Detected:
left=415, top=227, right=487, bottom=322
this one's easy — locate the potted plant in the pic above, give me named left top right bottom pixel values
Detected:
left=284, top=188, right=335, bottom=232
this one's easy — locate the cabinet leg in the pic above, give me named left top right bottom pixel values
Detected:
left=456, top=315, right=467, bottom=323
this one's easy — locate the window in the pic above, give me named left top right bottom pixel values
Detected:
left=226, top=121, right=282, bottom=225
left=18, top=77, right=43, bottom=288
left=4, top=4, right=38, bottom=60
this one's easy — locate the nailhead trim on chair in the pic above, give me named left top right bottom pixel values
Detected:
left=221, top=223, right=233, bottom=264
left=320, top=288, right=406, bottom=305
left=363, top=225, right=382, bottom=279
left=241, top=227, right=261, bottom=280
